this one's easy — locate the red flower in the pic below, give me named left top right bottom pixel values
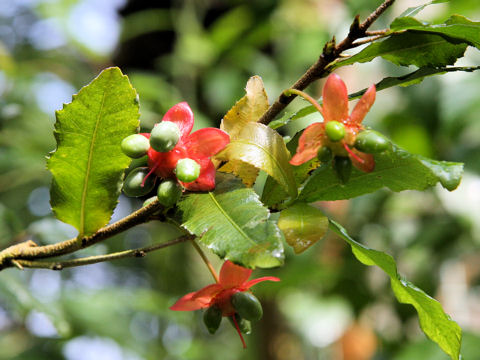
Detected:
left=142, top=102, right=230, bottom=191
left=290, top=74, right=376, bottom=172
left=170, top=260, right=280, bottom=347
left=170, top=260, right=279, bottom=314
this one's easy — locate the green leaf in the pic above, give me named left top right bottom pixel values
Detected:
left=278, top=202, right=328, bottom=254
left=397, top=0, right=448, bottom=18
left=299, top=144, right=463, bottom=202
left=391, top=15, right=480, bottom=50
left=48, top=67, right=139, bottom=236
left=177, top=174, right=284, bottom=268
left=329, top=220, right=462, bottom=360
left=217, top=122, right=298, bottom=198
left=261, top=132, right=318, bottom=208
left=332, top=32, right=467, bottom=69
left=274, top=66, right=480, bottom=128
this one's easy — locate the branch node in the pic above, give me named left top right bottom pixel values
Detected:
left=11, top=260, right=24, bottom=270
left=52, top=264, right=63, bottom=271
left=134, top=250, right=146, bottom=258
left=349, top=15, right=362, bottom=37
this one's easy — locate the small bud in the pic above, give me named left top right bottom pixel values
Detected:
left=121, top=134, right=150, bottom=158
left=354, top=130, right=390, bottom=154
left=317, top=146, right=333, bottom=162
left=123, top=167, right=156, bottom=197
left=333, top=156, right=352, bottom=184
left=175, top=158, right=201, bottom=183
left=150, top=121, right=181, bottom=153
left=203, top=306, right=222, bottom=335
left=325, top=121, right=346, bottom=142
left=231, top=292, right=263, bottom=322
left=157, top=180, right=182, bottom=207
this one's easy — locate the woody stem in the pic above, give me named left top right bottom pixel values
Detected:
left=191, top=239, right=220, bottom=283
left=283, top=89, right=324, bottom=116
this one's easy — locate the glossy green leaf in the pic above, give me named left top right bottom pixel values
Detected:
left=278, top=202, right=328, bottom=253
left=261, top=132, right=317, bottom=208
left=391, top=15, right=480, bottom=49
left=220, top=75, right=269, bottom=186
left=299, top=144, right=463, bottom=202
left=48, top=67, right=139, bottom=236
left=329, top=220, right=462, bottom=360
left=397, top=0, right=448, bottom=18
left=273, top=66, right=480, bottom=129
left=177, top=174, right=284, bottom=269
left=332, top=32, right=467, bottom=69
left=217, top=122, right=297, bottom=198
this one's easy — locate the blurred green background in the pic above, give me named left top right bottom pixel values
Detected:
left=1, top=0, right=480, bottom=359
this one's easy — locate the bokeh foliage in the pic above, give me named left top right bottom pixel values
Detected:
left=1, top=1, right=480, bottom=359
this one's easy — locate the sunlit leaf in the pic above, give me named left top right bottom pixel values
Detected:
left=217, top=122, right=297, bottom=198
left=219, top=75, right=269, bottom=185
left=48, top=67, right=139, bottom=236
left=278, top=202, right=328, bottom=253
left=177, top=174, right=284, bottom=269
left=391, top=15, right=480, bottom=50
left=299, top=144, right=463, bottom=202
left=221, top=75, right=269, bottom=137
left=332, top=32, right=467, bottom=69
left=330, top=220, right=462, bottom=360
left=273, top=66, right=480, bottom=128
left=261, top=132, right=318, bottom=208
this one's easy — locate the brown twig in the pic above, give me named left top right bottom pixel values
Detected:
left=12, top=234, right=194, bottom=271
left=258, top=0, right=396, bottom=126
left=0, top=199, right=164, bottom=271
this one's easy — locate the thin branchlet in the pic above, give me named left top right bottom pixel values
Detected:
left=258, top=0, right=396, bottom=126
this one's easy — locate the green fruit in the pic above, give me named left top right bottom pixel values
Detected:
left=333, top=156, right=352, bottom=184
left=354, top=130, right=390, bottom=154
left=228, top=313, right=252, bottom=335
left=325, top=121, right=346, bottom=142
left=123, top=167, right=156, bottom=197
left=317, top=146, right=333, bottom=162
left=231, top=292, right=263, bottom=321
left=175, top=158, right=200, bottom=183
left=203, top=306, right=222, bottom=335
left=121, top=134, right=150, bottom=158
left=150, top=121, right=181, bottom=152
left=157, top=180, right=182, bottom=207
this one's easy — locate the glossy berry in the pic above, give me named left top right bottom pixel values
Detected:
left=150, top=121, right=181, bottom=152
left=228, top=313, right=252, bottom=335
left=231, top=291, right=263, bottom=321
left=123, top=167, right=156, bottom=197
left=317, top=146, right=333, bottom=163
left=203, top=306, right=222, bottom=335
left=333, top=156, right=352, bottom=184
left=325, top=121, right=346, bottom=142
left=121, top=134, right=150, bottom=158
left=157, top=180, right=182, bottom=207
left=175, top=158, right=200, bottom=183
left=354, top=130, right=390, bottom=154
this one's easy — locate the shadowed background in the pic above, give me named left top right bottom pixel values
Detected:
left=1, top=0, right=480, bottom=359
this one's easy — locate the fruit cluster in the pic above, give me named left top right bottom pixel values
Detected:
left=120, top=102, right=230, bottom=207
left=289, top=74, right=391, bottom=183
left=203, top=291, right=264, bottom=336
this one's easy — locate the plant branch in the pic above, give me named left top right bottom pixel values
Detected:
left=258, top=0, right=396, bottom=126
left=350, top=34, right=387, bottom=48
left=191, top=239, right=220, bottom=283
left=12, top=234, right=195, bottom=271
left=0, top=199, right=164, bottom=271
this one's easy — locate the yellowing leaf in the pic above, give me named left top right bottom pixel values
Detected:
left=217, top=122, right=297, bottom=198
left=278, top=202, right=328, bottom=253
left=220, top=75, right=269, bottom=137
left=219, top=159, right=259, bottom=187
